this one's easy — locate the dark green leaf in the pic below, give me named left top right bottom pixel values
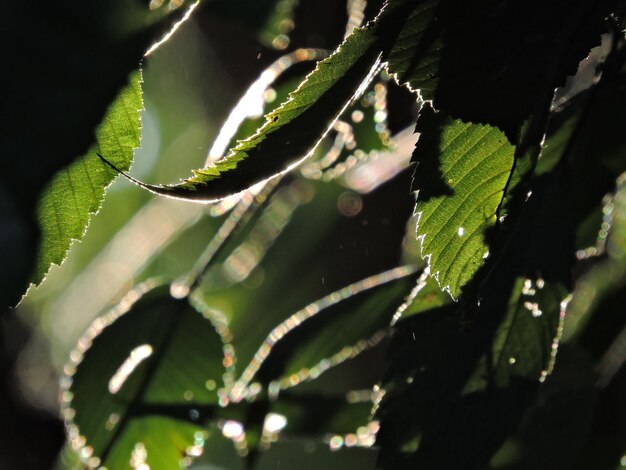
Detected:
left=238, top=266, right=416, bottom=391
left=383, top=0, right=607, bottom=139
left=63, top=283, right=229, bottom=469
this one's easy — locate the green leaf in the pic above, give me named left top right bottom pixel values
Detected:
left=1, top=0, right=197, bottom=310
left=375, top=154, right=580, bottom=467
left=33, top=71, right=143, bottom=286
left=382, top=0, right=608, bottom=139
left=377, top=0, right=441, bottom=99
left=63, top=282, right=230, bottom=469
left=136, top=27, right=383, bottom=201
left=411, top=104, right=515, bottom=298
left=235, top=267, right=416, bottom=392
left=462, top=278, right=568, bottom=400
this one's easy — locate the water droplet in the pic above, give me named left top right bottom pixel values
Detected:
left=205, top=379, right=216, bottom=391
left=329, top=435, right=344, bottom=451
left=351, top=110, right=364, bottom=123
left=345, top=434, right=358, bottom=447
left=457, top=227, right=465, bottom=237
left=263, top=413, right=288, bottom=434
left=170, top=282, right=189, bottom=299
left=337, top=191, right=363, bottom=217
left=183, top=390, right=194, bottom=401
left=508, top=357, right=516, bottom=365
left=522, top=279, right=532, bottom=294
left=523, top=301, right=542, bottom=317
left=263, top=88, right=277, bottom=103
left=221, top=420, right=245, bottom=440
left=130, top=442, right=149, bottom=469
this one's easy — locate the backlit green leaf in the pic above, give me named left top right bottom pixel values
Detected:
left=412, top=105, right=515, bottom=298
left=1, top=0, right=197, bottom=310
left=139, top=28, right=382, bottom=201
left=33, top=71, right=143, bottom=286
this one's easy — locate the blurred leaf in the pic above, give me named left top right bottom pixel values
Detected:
left=64, top=283, right=229, bottom=469
left=248, top=267, right=416, bottom=390
left=1, top=0, right=197, bottom=311
left=489, top=347, right=598, bottom=470
left=567, top=174, right=626, bottom=341
left=33, top=71, right=143, bottom=286
left=553, top=45, right=626, bottom=252
left=411, top=104, right=515, bottom=298
left=196, top=173, right=415, bottom=373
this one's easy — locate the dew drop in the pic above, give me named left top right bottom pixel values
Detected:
left=351, top=110, right=364, bottom=123
left=329, top=435, right=344, bottom=451
left=457, top=227, right=465, bottom=237
left=345, top=434, right=358, bottom=447
left=337, top=191, right=363, bottom=217
left=170, top=282, right=189, bottom=299
left=221, top=420, right=245, bottom=442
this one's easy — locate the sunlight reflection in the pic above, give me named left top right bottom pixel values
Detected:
left=144, top=1, right=201, bottom=57
left=108, top=344, right=153, bottom=394
left=206, top=48, right=329, bottom=165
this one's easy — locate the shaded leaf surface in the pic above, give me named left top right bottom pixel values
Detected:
left=251, top=268, right=416, bottom=388
left=65, top=283, right=228, bottom=468
left=383, top=0, right=608, bottom=139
